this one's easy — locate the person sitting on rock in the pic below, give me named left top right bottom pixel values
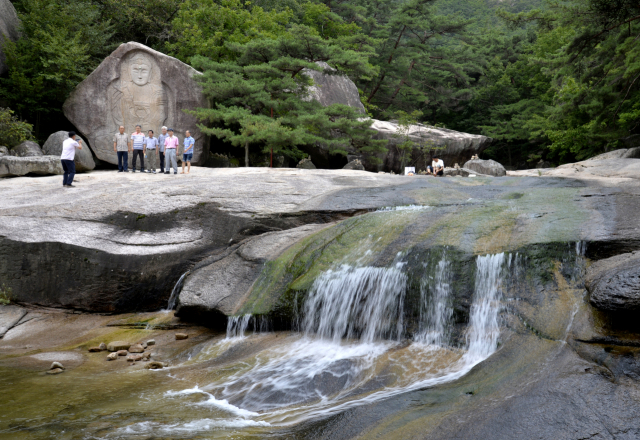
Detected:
left=427, top=156, right=444, bottom=176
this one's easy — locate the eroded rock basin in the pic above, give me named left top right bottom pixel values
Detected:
left=1, top=164, right=640, bottom=438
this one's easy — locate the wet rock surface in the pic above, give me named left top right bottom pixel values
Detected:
left=587, top=251, right=640, bottom=311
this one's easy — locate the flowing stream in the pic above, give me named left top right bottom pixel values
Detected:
left=147, top=251, right=509, bottom=433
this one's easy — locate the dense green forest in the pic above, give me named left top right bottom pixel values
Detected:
left=2, top=0, right=639, bottom=168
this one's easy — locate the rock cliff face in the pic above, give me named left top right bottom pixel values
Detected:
left=63, top=42, right=209, bottom=167
left=369, top=120, right=492, bottom=173
left=0, top=0, right=20, bottom=75
left=303, top=62, right=365, bottom=113
left=302, top=66, right=492, bottom=172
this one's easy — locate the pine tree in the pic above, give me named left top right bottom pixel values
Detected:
left=192, top=24, right=386, bottom=166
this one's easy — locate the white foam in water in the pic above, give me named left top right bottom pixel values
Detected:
left=466, top=253, right=505, bottom=362
left=302, top=264, right=407, bottom=343
left=159, top=253, right=508, bottom=428
left=166, top=386, right=259, bottom=417
left=377, top=205, right=430, bottom=212
left=415, top=252, right=453, bottom=345
left=226, top=314, right=252, bottom=339
left=120, top=418, right=270, bottom=435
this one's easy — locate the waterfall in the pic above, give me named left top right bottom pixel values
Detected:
left=466, top=253, right=505, bottom=361
left=166, top=271, right=189, bottom=311
left=226, top=314, right=252, bottom=339
left=301, top=264, right=407, bottom=343
left=415, top=251, right=453, bottom=345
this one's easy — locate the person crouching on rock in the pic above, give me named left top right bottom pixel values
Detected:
left=181, top=130, right=194, bottom=174
left=427, top=156, right=444, bottom=176
left=61, top=131, right=82, bottom=187
left=131, top=125, right=146, bottom=173
left=144, top=130, right=159, bottom=174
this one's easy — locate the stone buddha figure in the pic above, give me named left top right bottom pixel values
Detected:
left=109, top=52, right=167, bottom=134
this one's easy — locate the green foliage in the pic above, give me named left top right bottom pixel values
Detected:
left=0, top=0, right=113, bottom=136
left=192, top=24, right=385, bottom=164
left=0, top=108, right=34, bottom=147
left=167, top=0, right=292, bottom=63
left=0, top=284, right=13, bottom=305
left=394, top=110, right=423, bottom=169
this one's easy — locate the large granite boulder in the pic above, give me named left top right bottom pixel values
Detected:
left=587, top=148, right=640, bottom=161
left=302, top=66, right=491, bottom=172
left=177, top=225, right=328, bottom=320
left=42, top=131, right=95, bottom=172
left=0, top=156, right=63, bottom=177
left=343, top=159, right=365, bottom=170
left=296, top=157, right=316, bottom=169
left=63, top=42, right=209, bottom=167
left=303, top=62, right=365, bottom=113
left=463, top=158, right=506, bottom=177
left=10, top=140, right=43, bottom=157
left=586, top=251, right=640, bottom=312
left=0, top=0, right=20, bottom=75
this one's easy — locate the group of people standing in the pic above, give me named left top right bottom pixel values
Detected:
left=113, top=125, right=194, bottom=174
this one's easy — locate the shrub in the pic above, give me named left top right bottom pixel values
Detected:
left=0, top=108, right=33, bottom=148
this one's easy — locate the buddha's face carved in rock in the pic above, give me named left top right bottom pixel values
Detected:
left=130, top=60, right=151, bottom=86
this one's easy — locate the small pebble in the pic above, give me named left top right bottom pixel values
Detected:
left=47, top=368, right=64, bottom=375
left=127, top=354, right=143, bottom=362
left=88, top=346, right=102, bottom=352
left=98, top=342, right=107, bottom=351
left=142, top=352, right=151, bottom=360
left=146, top=339, right=156, bottom=346
left=141, top=342, right=147, bottom=349
left=116, top=350, right=128, bottom=356
left=107, top=352, right=118, bottom=361
left=175, top=333, right=188, bottom=340
left=50, top=362, right=65, bottom=370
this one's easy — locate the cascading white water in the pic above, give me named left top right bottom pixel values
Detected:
left=159, top=252, right=509, bottom=429
left=226, top=314, right=252, bottom=339
left=415, top=251, right=453, bottom=345
left=301, top=264, right=407, bottom=343
left=165, top=271, right=188, bottom=311
left=466, top=253, right=505, bottom=361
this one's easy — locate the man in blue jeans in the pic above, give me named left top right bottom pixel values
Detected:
left=113, top=125, right=130, bottom=172
left=61, top=131, right=83, bottom=187
left=181, top=130, right=195, bottom=174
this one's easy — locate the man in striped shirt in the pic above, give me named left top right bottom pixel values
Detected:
left=131, top=125, right=146, bottom=172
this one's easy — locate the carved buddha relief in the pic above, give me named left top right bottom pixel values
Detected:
left=109, top=52, right=167, bottom=133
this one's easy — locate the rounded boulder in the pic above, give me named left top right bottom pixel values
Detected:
left=462, top=158, right=506, bottom=177
left=42, top=131, right=95, bottom=172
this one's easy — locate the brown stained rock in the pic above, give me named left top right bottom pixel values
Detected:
left=116, top=350, right=128, bottom=356
left=98, top=342, right=107, bottom=351
left=46, top=368, right=64, bottom=375
left=127, top=354, right=143, bottom=362
left=128, top=344, right=145, bottom=353
left=145, top=361, right=165, bottom=369
left=175, top=333, right=188, bottom=340
left=142, top=352, right=151, bottom=360
left=106, top=352, right=118, bottom=361
left=88, top=347, right=102, bottom=352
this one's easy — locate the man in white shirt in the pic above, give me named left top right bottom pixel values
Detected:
left=427, top=156, right=444, bottom=176
left=61, top=131, right=83, bottom=187
left=144, top=130, right=159, bottom=174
